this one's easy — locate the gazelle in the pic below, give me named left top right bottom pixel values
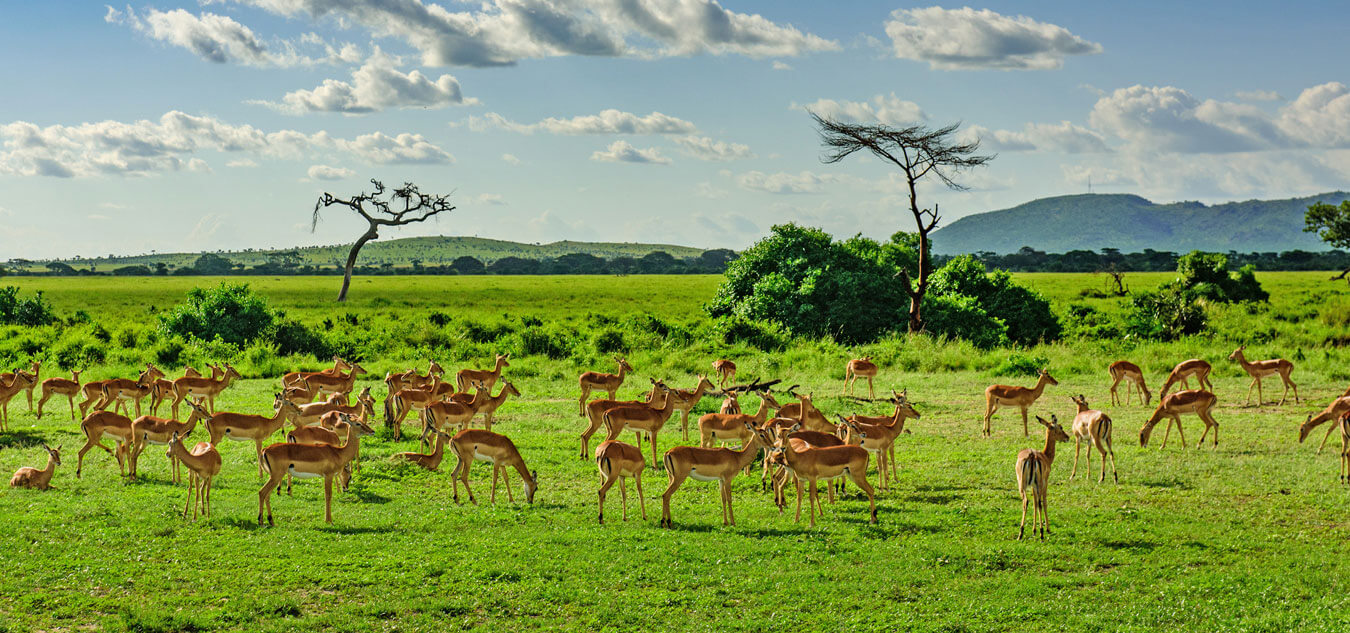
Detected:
left=0, top=361, right=39, bottom=411
left=281, top=356, right=351, bottom=389
left=284, top=412, right=364, bottom=494
left=595, top=440, right=647, bottom=524
left=169, top=363, right=241, bottom=418
left=719, top=393, right=741, bottom=414
left=711, top=358, right=736, bottom=388
left=1015, top=415, right=1071, bottom=540
left=668, top=375, right=717, bottom=441
left=76, top=410, right=135, bottom=478
left=778, top=391, right=834, bottom=433
left=983, top=369, right=1058, bottom=437
left=1107, top=360, right=1150, bottom=406
left=422, top=386, right=493, bottom=440
left=392, top=429, right=452, bottom=471
left=0, top=371, right=39, bottom=431
left=1297, top=396, right=1350, bottom=453
left=128, top=399, right=210, bottom=482
left=602, top=390, right=678, bottom=468
left=387, top=373, right=451, bottom=439
left=456, top=380, right=520, bottom=430
left=449, top=429, right=539, bottom=506
left=844, top=356, right=879, bottom=398
left=205, top=394, right=303, bottom=477
left=1067, top=395, right=1118, bottom=484
left=1140, top=390, right=1220, bottom=450
left=842, top=390, right=920, bottom=487
left=1228, top=345, right=1298, bottom=406
left=579, top=379, right=668, bottom=459
left=166, top=432, right=221, bottom=520
left=258, top=414, right=374, bottom=525
left=95, top=367, right=161, bottom=417
left=767, top=425, right=847, bottom=510
left=151, top=364, right=220, bottom=415
left=36, top=369, right=82, bottom=420
left=456, top=353, right=510, bottom=394
left=659, top=421, right=767, bottom=528
left=301, top=362, right=368, bottom=400
left=291, top=387, right=376, bottom=429
left=1338, top=412, right=1350, bottom=485
left=771, top=427, right=878, bottom=527
left=697, top=392, right=778, bottom=449
left=1158, top=359, right=1213, bottom=399
left=10, top=444, right=61, bottom=490
left=578, top=357, right=632, bottom=416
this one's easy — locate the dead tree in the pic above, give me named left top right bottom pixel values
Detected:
left=812, top=113, right=993, bottom=332
left=312, top=180, right=454, bottom=302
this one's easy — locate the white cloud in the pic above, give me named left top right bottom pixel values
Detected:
left=0, top=110, right=452, bottom=177
left=1090, top=85, right=1292, bottom=153
left=475, top=193, right=505, bottom=205
left=772, top=61, right=793, bottom=71
left=737, top=170, right=834, bottom=194
left=590, top=140, right=670, bottom=164
left=469, top=109, right=697, bottom=135
left=884, top=7, right=1102, bottom=70
left=1276, top=82, right=1350, bottom=148
left=258, top=49, right=475, bottom=114
left=225, top=158, right=258, bottom=168
left=501, top=153, right=521, bottom=165
left=107, top=5, right=358, bottom=68
left=673, top=136, right=754, bottom=161
left=965, top=121, right=1110, bottom=153
left=1235, top=90, right=1283, bottom=102
left=233, top=0, right=838, bottom=68
left=307, top=164, right=355, bottom=180
left=799, top=93, right=925, bottom=126
left=694, top=182, right=729, bottom=199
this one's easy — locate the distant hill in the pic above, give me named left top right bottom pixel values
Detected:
left=6, top=236, right=710, bottom=273
left=930, top=192, right=1350, bottom=255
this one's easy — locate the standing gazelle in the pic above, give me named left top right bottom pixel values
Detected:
left=843, top=356, right=879, bottom=398
left=772, top=427, right=878, bottom=527
left=983, top=369, right=1058, bottom=437
left=1015, top=415, right=1071, bottom=540
left=595, top=440, right=647, bottom=524
left=36, top=369, right=82, bottom=420
left=258, top=414, right=374, bottom=525
left=1107, top=360, right=1150, bottom=406
left=1140, top=390, right=1220, bottom=450
left=456, top=353, right=509, bottom=394
left=166, top=432, right=221, bottom=520
left=1068, top=395, right=1118, bottom=484
left=711, top=358, right=736, bottom=388
left=1159, top=359, right=1212, bottom=399
left=659, top=421, right=768, bottom=528
left=578, top=357, right=632, bottom=416
left=1228, top=345, right=1298, bottom=406
left=1338, top=412, right=1350, bottom=485
left=602, top=390, right=677, bottom=468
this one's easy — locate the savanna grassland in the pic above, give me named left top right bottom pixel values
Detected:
left=1, top=272, right=1349, bottom=632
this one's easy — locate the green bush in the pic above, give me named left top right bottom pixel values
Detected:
left=270, top=319, right=330, bottom=359
left=518, top=327, right=572, bottom=359
left=1061, top=303, right=1123, bottom=340
left=154, top=339, right=186, bottom=367
left=921, top=293, right=1008, bottom=349
left=0, top=286, right=57, bottom=326
left=160, top=283, right=274, bottom=346
left=714, top=317, right=790, bottom=351
left=593, top=329, right=627, bottom=354
left=1168, top=251, right=1268, bottom=303
left=928, top=256, right=1061, bottom=345
left=992, top=352, right=1049, bottom=377
left=1125, top=288, right=1207, bottom=340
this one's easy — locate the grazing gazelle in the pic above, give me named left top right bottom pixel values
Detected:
left=1067, top=395, right=1118, bottom=484
left=10, top=444, right=61, bottom=490
left=1228, top=345, right=1299, bottom=406
left=983, top=369, right=1058, bottom=437
left=165, top=433, right=221, bottom=520
left=1107, top=360, right=1150, bottom=406
left=577, top=357, right=632, bottom=416
left=1141, top=390, right=1220, bottom=450
left=843, top=356, right=879, bottom=398
left=595, top=439, right=647, bottom=524
left=711, top=358, right=736, bottom=388
left=449, top=429, right=539, bottom=506
left=659, top=421, right=768, bottom=528
left=1015, top=415, right=1071, bottom=540
left=1298, top=395, right=1350, bottom=454
left=1158, top=359, right=1212, bottom=399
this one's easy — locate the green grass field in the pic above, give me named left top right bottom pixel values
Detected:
left=1, top=273, right=1349, bottom=632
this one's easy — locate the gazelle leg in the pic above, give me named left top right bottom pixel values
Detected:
left=503, top=467, right=514, bottom=503
left=1319, top=422, right=1338, bottom=454
left=1018, top=492, right=1029, bottom=540
left=848, top=467, right=878, bottom=524
left=660, top=468, right=687, bottom=528
left=1174, top=418, right=1188, bottom=449
left=867, top=377, right=875, bottom=399
left=597, top=471, right=616, bottom=524
left=808, top=480, right=819, bottom=527
left=1021, top=408, right=1029, bottom=437
left=1070, top=438, right=1082, bottom=480
left=618, top=477, right=628, bottom=522
left=635, top=472, right=646, bottom=520
left=983, top=398, right=996, bottom=437
left=794, top=477, right=805, bottom=524
left=490, top=464, right=500, bottom=504
left=1161, top=419, right=1173, bottom=449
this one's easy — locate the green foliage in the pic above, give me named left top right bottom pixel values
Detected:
left=269, top=319, right=330, bottom=359
left=713, top=316, right=790, bottom=351
left=1125, top=288, right=1207, bottom=341
left=0, top=286, right=57, bottom=326
left=1166, top=251, right=1268, bottom=303
left=927, top=256, right=1061, bottom=345
left=160, top=283, right=274, bottom=347
left=517, top=326, right=572, bottom=359
left=991, top=352, right=1049, bottom=377
left=1304, top=199, right=1350, bottom=249
left=920, top=292, right=1008, bottom=349
left=592, top=329, right=627, bottom=355
left=192, top=253, right=235, bottom=275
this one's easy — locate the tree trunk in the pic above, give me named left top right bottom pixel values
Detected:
left=337, top=224, right=379, bottom=302
left=908, top=226, right=929, bottom=332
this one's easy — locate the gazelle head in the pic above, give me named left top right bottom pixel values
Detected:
left=614, top=357, right=632, bottom=373
left=274, top=393, right=303, bottom=418
left=648, top=377, right=669, bottom=397
left=164, top=432, right=183, bottom=458
left=758, top=390, right=780, bottom=410
left=496, top=353, right=512, bottom=370
left=1036, top=415, right=1070, bottom=442
left=502, top=380, right=522, bottom=398
left=1070, top=394, right=1090, bottom=410
left=428, top=360, right=444, bottom=376
left=186, top=397, right=211, bottom=421
left=349, top=362, right=368, bottom=377
left=71, top=369, right=83, bottom=382
left=1139, top=404, right=1171, bottom=446
left=144, top=362, right=165, bottom=380
left=1039, top=369, right=1059, bottom=386
left=524, top=469, right=539, bottom=505
left=1227, top=345, right=1246, bottom=361
left=43, top=443, right=61, bottom=466
left=333, top=356, right=352, bottom=371
left=222, top=363, right=242, bottom=381
left=697, top=374, right=716, bottom=392
left=1298, top=414, right=1316, bottom=443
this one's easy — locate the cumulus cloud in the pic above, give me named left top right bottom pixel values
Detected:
left=0, top=110, right=452, bottom=177
left=1236, top=90, right=1283, bottom=102
left=501, top=153, right=521, bottom=165
left=964, top=121, right=1110, bottom=153
left=226, top=158, right=259, bottom=168
left=107, top=5, right=359, bottom=67
left=590, top=140, right=670, bottom=164
left=475, top=193, right=506, bottom=205
left=737, top=170, right=834, bottom=194
left=673, top=136, right=754, bottom=161
left=884, top=6, right=1102, bottom=70
left=469, top=109, right=697, bottom=135
left=257, top=50, right=475, bottom=114
left=772, top=61, right=793, bottom=71
left=307, top=164, right=355, bottom=180
left=232, top=0, right=838, bottom=67
left=799, top=93, right=925, bottom=126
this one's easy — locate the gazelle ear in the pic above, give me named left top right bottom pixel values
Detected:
left=1035, top=416, right=1050, bottom=426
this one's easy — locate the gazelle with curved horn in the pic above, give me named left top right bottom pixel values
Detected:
left=770, top=425, right=878, bottom=527
left=36, top=369, right=82, bottom=421
left=579, top=378, right=668, bottom=459
left=457, top=353, right=510, bottom=394
left=1140, top=390, right=1220, bottom=450
left=10, top=444, right=61, bottom=490
left=777, top=390, right=834, bottom=434
left=842, top=390, right=920, bottom=488
left=205, top=394, right=303, bottom=477
left=451, top=380, right=520, bottom=431
left=1107, top=360, right=1150, bottom=406
left=578, top=357, right=632, bottom=416
left=258, top=413, right=374, bottom=525
left=843, top=356, right=879, bottom=398
left=1228, top=345, right=1298, bottom=406
left=448, top=429, right=539, bottom=506
left=766, top=423, right=847, bottom=511
left=1067, top=394, right=1118, bottom=484
left=595, top=439, right=647, bottom=524
left=1297, top=395, right=1350, bottom=454
left=1015, top=415, right=1071, bottom=540
left=166, top=432, right=221, bottom=520
left=659, top=420, right=768, bottom=528
left=668, top=374, right=717, bottom=441
left=95, top=365, right=164, bottom=416
left=1158, top=359, right=1213, bottom=399
left=387, top=373, right=450, bottom=440
left=983, top=369, right=1058, bottom=437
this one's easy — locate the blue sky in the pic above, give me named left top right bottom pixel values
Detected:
left=2, top=1, right=1348, bottom=259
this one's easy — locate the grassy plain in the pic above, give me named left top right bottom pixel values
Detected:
left=1, top=273, right=1349, bottom=632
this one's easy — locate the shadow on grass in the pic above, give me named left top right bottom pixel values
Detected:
left=317, top=524, right=396, bottom=535
left=0, top=430, right=48, bottom=450
left=907, top=493, right=960, bottom=505
left=1098, top=539, right=1159, bottom=552
left=1138, top=477, right=1190, bottom=490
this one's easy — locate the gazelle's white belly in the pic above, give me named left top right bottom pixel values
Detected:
left=223, top=433, right=253, bottom=442
left=288, top=467, right=323, bottom=479
left=689, top=470, right=719, bottom=482
left=472, top=450, right=495, bottom=462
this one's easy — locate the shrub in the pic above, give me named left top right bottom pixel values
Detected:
left=155, top=339, right=186, bottom=367
left=270, top=319, right=330, bottom=359
left=428, top=311, right=452, bottom=327
left=593, top=329, right=627, bottom=354
left=921, top=293, right=1008, bottom=349
left=53, top=336, right=106, bottom=369
left=1125, top=288, right=1207, bottom=340
left=992, top=352, right=1050, bottom=377
left=714, top=317, right=789, bottom=351
left=160, top=283, right=274, bottom=346
left=518, top=327, right=571, bottom=359
left=928, top=256, right=1061, bottom=345
left=1061, top=303, right=1122, bottom=340
left=0, top=286, right=57, bottom=326
left=1168, top=251, right=1268, bottom=303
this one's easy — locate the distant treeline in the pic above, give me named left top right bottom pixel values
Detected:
left=966, top=247, right=1350, bottom=273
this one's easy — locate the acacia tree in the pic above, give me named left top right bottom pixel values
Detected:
left=1305, top=200, right=1350, bottom=282
left=812, top=113, right=993, bottom=332
left=312, top=179, right=455, bottom=301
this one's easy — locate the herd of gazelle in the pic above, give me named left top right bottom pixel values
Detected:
left=6, top=343, right=1348, bottom=537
